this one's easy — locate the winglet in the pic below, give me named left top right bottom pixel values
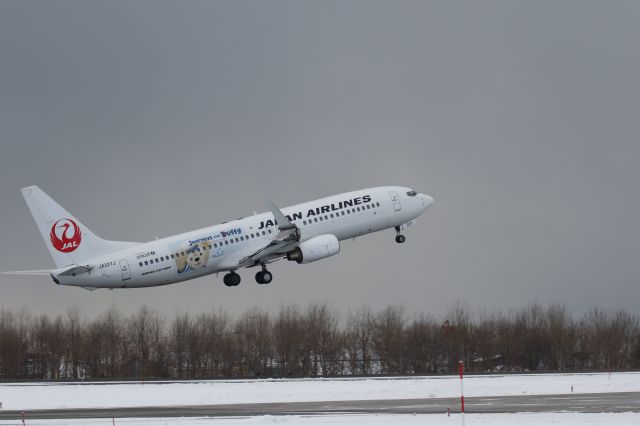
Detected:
left=268, top=202, right=296, bottom=231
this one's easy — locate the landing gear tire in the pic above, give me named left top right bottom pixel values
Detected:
left=255, top=270, right=273, bottom=284
left=223, top=272, right=241, bottom=287
left=394, top=226, right=406, bottom=244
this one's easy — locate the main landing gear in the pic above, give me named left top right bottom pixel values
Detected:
left=255, top=265, right=273, bottom=284
left=224, top=266, right=273, bottom=287
left=395, top=226, right=406, bottom=244
left=223, top=271, right=241, bottom=287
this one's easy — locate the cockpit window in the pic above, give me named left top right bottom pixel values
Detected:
left=407, top=190, right=417, bottom=197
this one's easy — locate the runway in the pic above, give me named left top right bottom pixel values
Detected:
left=1, top=392, right=638, bottom=420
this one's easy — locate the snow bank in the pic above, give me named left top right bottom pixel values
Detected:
left=0, top=372, right=639, bottom=411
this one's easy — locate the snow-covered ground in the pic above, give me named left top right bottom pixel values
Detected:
left=1, top=413, right=640, bottom=426
left=1, top=372, right=639, bottom=410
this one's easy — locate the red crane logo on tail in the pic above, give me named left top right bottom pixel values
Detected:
left=50, top=219, right=82, bottom=253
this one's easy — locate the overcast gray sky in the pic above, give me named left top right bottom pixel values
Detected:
left=1, top=1, right=639, bottom=319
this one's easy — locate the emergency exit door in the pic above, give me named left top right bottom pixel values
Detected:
left=119, top=259, right=131, bottom=281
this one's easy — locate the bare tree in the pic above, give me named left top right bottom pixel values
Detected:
left=273, top=305, right=303, bottom=376
left=405, top=314, right=440, bottom=373
left=441, top=302, right=472, bottom=371
left=236, top=307, right=272, bottom=376
left=303, top=303, right=341, bottom=376
left=65, top=308, right=83, bottom=378
left=345, top=306, right=376, bottom=375
left=0, top=304, right=638, bottom=379
left=127, top=306, right=165, bottom=378
left=373, top=305, right=406, bottom=374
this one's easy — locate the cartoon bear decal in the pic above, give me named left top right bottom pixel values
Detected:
left=175, top=242, right=210, bottom=273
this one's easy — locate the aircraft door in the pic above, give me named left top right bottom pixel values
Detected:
left=389, top=191, right=401, bottom=211
left=119, top=259, right=131, bottom=281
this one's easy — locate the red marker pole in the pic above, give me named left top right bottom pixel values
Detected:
left=459, top=360, right=465, bottom=426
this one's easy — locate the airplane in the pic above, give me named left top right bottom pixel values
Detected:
left=5, top=186, right=433, bottom=289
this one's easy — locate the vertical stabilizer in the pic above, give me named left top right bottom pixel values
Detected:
left=21, top=186, right=138, bottom=268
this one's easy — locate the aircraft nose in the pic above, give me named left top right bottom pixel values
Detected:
left=420, top=194, right=434, bottom=210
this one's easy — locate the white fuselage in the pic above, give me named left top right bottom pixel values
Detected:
left=51, top=186, right=432, bottom=288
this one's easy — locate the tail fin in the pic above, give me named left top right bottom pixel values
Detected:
left=21, top=186, right=138, bottom=268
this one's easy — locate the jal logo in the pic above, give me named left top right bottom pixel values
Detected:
left=50, top=218, right=82, bottom=253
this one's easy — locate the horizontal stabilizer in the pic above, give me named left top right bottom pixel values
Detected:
left=3, top=270, right=51, bottom=276
left=57, top=265, right=93, bottom=276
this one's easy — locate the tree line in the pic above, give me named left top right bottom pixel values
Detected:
left=1, top=303, right=639, bottom=379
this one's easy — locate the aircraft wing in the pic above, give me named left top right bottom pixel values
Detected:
left=238, top=202, right=300, bottom=266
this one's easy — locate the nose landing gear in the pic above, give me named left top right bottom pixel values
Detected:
left=395, top=226, right=406, bottom=244
left=255, top=265, right=273, bottom=284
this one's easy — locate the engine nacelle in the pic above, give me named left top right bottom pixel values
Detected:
left=287, top=234, right=340, bottom=264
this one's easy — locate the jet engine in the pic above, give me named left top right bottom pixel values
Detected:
left=287, top=234, right=340, bottom=264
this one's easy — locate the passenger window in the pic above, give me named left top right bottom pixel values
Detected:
left=319, top=216, right=323, bottom=221
left=181, top=251, right=185, bottom=256
left=376, top=202, right=380, bottom=207
left=268, top=229, right=272, bottom=233
left=330, top=213, right=334, bottom=218
left=235, top=237, right=239, bottom=242
left=144, top=261, right=148, bottom=265
left=225, top=241, right=229, bottom=245
left=262, top=231, right=266, bottom=235
left=303, top=220, right=306, bottom=225
left=139, top=262, right=143, bottom=267
left=341, top=211, right=345, bottom=216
